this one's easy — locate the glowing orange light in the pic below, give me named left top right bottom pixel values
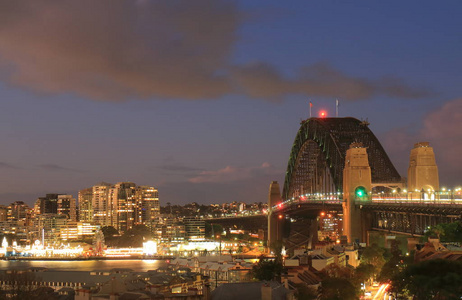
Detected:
left=320, top=211, right=326, bottom=217
left=319, top=111, right=327, bottom=118
left=278, top=203, right=282, bottom=208
left=278, top=214, right=283, bottom=219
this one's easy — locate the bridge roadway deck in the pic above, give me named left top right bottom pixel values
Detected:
left=204, top=214, right=267, bottom=231
left=205, top=197, right=462, bottom=236
left=271, top=196, right=462, bottom=217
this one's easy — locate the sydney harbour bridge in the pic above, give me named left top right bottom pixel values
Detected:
left=208, top=117, right=462, bottom=254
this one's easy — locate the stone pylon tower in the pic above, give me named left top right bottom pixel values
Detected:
left=267, top=181, right=282, bottom=248
left=408, top=142, right=439, bottom=193
left=342, top=143, right=372, bottom=244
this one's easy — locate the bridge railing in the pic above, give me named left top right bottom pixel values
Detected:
left=272, top=193, right=343, bottom=212
left=272, top=191, right=462, bottom=212
left=369, top=196, right=462, bottom=207
left=211, top=191, right=462, bottom=217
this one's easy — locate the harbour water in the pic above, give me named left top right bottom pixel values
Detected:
left=0, top=259, right=167, bottom=272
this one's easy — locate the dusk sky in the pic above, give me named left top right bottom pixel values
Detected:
left=0, top=0, right=461, bottom=206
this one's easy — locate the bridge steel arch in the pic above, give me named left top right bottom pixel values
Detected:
left=282, top=117, right=402, bottom=201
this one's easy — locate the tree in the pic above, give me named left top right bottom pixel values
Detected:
left=251, top=256, right=283, bottom=281
left=442, top=221, right=462, bottom=242
left=118, top=224, right=153, bottom=247
left=432, top=224, right=445, bottom=240
left=270, top=240, right=283, bottom=263
left=205, top=223, right=223, bottom=239
left=353, top=263, right=375, bottom=286
left=390, top=259, right=462, bottom=300
left=360, top=243, right=386, bottom=277
left=425, top=221, right=462, bottom=243
left=293, top=283, right=318, bottom=300
left=321, top=263, right=354, bottom=280
left=317, top=258, right=361, bottom=298
left=101, top=226, right=119, bottom=238
left=320, top=277, right=357, bottom=300
left=377, top=240, right=404, bottom=283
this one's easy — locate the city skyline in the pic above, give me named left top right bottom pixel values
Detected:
left=0, top=0, right=461, bottom=206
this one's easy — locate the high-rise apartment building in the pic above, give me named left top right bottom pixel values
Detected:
left=136, top=186, right=160, bottom=228
left=0, top=205, right=7, bottom=222
left=34, top=194, right=76, bottom=221
left=35, top=194, right=59, bottom=215
left=78, top=188, right=93, bottom=222
left=7, top=201, right=30, bottom=223
left=110, top=182, right=136, bottom=232
left=57, top=195, right=77, bottom=221
left=92, top=182, right=113, bottom=227
left=81, top=182, right=160, bottom=233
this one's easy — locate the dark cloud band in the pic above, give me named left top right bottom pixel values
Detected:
left=0, top=0, right=430, bottom=101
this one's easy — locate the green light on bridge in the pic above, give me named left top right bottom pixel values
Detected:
left=355, top=186, right=367, bottom=199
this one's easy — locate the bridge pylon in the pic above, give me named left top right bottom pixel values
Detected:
left=408, top=142, right=439, bottom=198
left=342, top=143, right=372, bottom=244
left=267, top=181, right=283, bottom=249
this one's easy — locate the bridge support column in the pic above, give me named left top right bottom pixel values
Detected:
left=268, top=181, right=282, bottom=249
left=361, top=211, right=373, bottom=244
left=342, top=144, right=372, bottom=244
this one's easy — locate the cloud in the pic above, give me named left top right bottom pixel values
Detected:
left=0, top=0, right=237, bottom=100
left=38, top=164, right=83, bottom=173
left=383, top=99, right=462, bottom=185
left=232, top=62, right=432, bottom=101
left=158, top=164, right=204, bottom=172
left=420, top=99, right=462, bottom=167
left=0, top=1, right=430, bottom=102
left=188, top=162, right=274, bottom=183
left=0, top=162, right=20, bottom=169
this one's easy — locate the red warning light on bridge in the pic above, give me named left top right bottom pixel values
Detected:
left=319, top=110, right=327, bottom=118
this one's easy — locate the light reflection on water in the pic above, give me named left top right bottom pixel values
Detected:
left=0, top=259, right=167, bottom=272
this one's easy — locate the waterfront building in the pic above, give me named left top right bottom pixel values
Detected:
left=135, top=185, right=160, bottom=228
left=184, top=217, right=205, bottom=241
left=0, top=220, right=29, bottom=243
left=35, top=194, right=59, bottom=215
left=152, top=216, right=185, bottom=243
left=57, top=194, right=77, bottom=221
left=92, top=182, right=113, bottom=228
left=78, top=188, right=93, bottom=222
left=155, top=216, right=186, bottom=244
left=34, top=194, right=77, bottom=221
left=80, top=182, right=160, bottom=233
left=0, top=205, right=7, bottom=221
left=109, top=182, right=137, bottom=232
left=60, top=222, right=100, bottom=241
left=34, top=213, right=69, bottom=243
left=7, top=201, right=30, bottom=223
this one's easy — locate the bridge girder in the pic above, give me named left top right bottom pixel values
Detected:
left=282, top=117, right=402, bottom=200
